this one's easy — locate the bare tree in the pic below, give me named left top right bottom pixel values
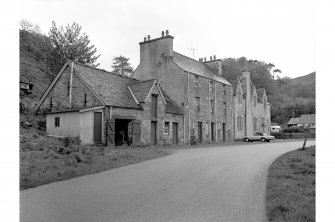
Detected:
left=20, top=19, right=33, bottom=31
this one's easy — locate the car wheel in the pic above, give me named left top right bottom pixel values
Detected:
left=244, top=138, right=249, bottom=142
left=266, top=140, right=270, bottom=142
left=261, top=138, right=266, bottom=142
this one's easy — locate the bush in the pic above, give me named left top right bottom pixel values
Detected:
left=282, top=127, right=306, bottom=133
left=62, top=136, right=81, bottom=147
left=271, top=132, right=315, bottom=139
left=37, top=119, right=46, bottom=131
left=190, top=136, right=198, bottom=145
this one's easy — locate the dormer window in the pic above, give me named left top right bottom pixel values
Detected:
left=222, top=84, right=225, bottom=95
left=263, top=98, right=266, bottom=109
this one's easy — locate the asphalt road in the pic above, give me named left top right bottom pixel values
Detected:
left=20, top=140, right=315, bottom=222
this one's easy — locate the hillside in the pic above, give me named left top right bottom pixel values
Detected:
left=20, top=30, right=54, bottom=109
left=287, top=72, right=315, bottom=98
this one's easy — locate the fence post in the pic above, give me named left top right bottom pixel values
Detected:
left=302, top=125, right=310, bottom=150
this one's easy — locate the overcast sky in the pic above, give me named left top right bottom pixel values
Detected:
left=20, top=0, right=316, bottom=78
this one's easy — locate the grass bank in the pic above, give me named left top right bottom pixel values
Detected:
left=265, top=146, right=315, bottom=222
left=20, top=131, right=172, bottom=190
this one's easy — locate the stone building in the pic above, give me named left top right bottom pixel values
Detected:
left=231, top=69, right=271, bottom=140
left=35, top=60, right=184, bottom=146
left=132, top=31, right=235, bottom=144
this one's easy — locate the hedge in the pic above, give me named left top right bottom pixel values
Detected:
left=271, top=132, right=315, bottom=139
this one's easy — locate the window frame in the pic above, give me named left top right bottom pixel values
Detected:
left=194, top=75, right=199, bottom=87
left=210, top=100, right=214, bottom=113
left=55, top=117, right=60, bottom=127
left=164, top=122, right=170, bottom=134
left=195, top=97, right=200, bottom=111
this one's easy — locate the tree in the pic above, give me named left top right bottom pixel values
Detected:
left=48, top=21, right=100, bottom=75
left=20, top=19, right=33, bottom=31
left=111, top=55, right=134, bottom=77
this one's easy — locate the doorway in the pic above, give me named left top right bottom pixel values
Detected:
left=151, top=121, right=157, bottom=146
left=94, top=112, right=102, bottom=144
left=172, top=123, right=178, bottom=145
left=211, top=122, right=215, bottom=142
left=222, top=123, right=226, bottom=142
left=197, top=122, right=202, bottom=143
left=115, top=119, right=132, bottom=146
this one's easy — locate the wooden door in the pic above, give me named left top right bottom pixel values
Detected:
left=106, top=118, right=115, bottom=146
left=197, top=122, right=202, bottom=143
left=94, top=112, right=102, bottom=144
left=151, top=121, right=157, bottom=146
left=151, top=95, right=158, bottom=118
left=133, top=120, right=141, bottom=146
left=222, top=123, right=226, bottom=142
left=172, top=123, right=178, bottom=145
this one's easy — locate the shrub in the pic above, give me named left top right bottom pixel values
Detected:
left=37, top=119, right=46, bottom=131
left=62, top=136, right=81, bottom=147
left=282, top=127, right=306, bottom=133
left=190, top=136, right=198, bottom=145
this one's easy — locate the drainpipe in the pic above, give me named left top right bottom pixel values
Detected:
left=187, top=72, right=190, bottom=145
left=69, top=61, right=74, bottom=108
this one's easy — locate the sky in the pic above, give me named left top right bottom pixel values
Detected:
left=20, top=0, right=316, bottom=78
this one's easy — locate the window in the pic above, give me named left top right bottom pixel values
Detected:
left=209, top=81, right=214, bottom=92
left=194, top=97, right=200, bottom=111
left=210, top=100, right=214, bottom=113
left=49, top=97, right=53, bottom=110
left=55, top=117, right=60, bottom=127
left=253, top=117, right=257, bottom=131
left=151, top=94, right=158, bottom=118
left=84, top=94, right=87, bottom=107
left=67, top=81, right=70, bottom=96
left=237, top=92, right=242, bottom=104
left=254, top=96, right=257, bottom=107
left=222, top=84, right=226, bottom=95
left=164, top=122, right=169, bottom=134
left=223, top=102, right=226, bottom=116
left=194, top=75, right=199, bottom=87
left=263, top=98, right=267, bottom=109
left=237, top=116, right=243, bottom=131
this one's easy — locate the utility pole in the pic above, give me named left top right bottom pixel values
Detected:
left=288, top=89, right=296, bottom=126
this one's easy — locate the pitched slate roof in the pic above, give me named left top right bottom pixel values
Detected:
left=161, top=90, right=184, bottom=115
left=72, top=62, right=142, bottom=109
left=172, top=51, right=231, bottom=86
left=297, top=114, right=315, bottom=124
left=287, top=118, right=300, bottom=125
left=128, top=79, right=156, bottom=103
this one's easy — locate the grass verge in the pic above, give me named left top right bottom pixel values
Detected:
left=20, top=132, right=172, bottom=190
left=265, top=146, right=315, bottom=222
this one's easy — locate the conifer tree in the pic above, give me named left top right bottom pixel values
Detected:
left=111, top=55, right=134, bottom=77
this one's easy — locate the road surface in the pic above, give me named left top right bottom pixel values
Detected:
left=21, top=140, right=315, bottom=222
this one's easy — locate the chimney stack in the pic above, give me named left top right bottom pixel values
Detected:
left=144, top=37, right=147, bottom=42
left=166, top=30, right=169, bottom=36
left=214, top=55, right=216, bottom=60
left=147, top=35, right=151, bottom=41
left=161, top=31, right=165, bottom=37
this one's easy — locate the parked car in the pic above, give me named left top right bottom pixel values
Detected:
left=244, top=132, right=275, bottom=142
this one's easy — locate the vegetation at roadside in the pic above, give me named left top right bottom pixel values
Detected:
left=20, top=133, right=172, bottom=190
left=266, top=146, right=315, bottom=222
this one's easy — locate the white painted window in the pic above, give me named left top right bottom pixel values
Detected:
left=55, top=117, right=60, bottom=127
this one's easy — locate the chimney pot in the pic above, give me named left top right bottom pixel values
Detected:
left=166, top=30, right=169, bottom=35
left=214, top=55, right=216, bottom=60
left=204, top=57, right=207, bottom=62
left=161, top=31, right=165, bottom=37
left=210, top=56, right=212, bottom=61
left=144, top=37, right=146, bottom=42
left=147, top=35, right=151, bottom=40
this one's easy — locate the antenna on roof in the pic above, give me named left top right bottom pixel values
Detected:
left=188, top=47, right=198, bottom=59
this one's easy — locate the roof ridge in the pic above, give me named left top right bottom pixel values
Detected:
left=69, top=60, right=138, bottom=81
left=173, top=51, right=200, bottom=62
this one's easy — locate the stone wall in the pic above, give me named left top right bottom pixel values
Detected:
left=39, top=66, right=102, bottom=112
left=111, top=84, right=184, bottom=146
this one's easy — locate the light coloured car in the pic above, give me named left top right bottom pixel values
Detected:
left=244, top=132, right=275, bottom=142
